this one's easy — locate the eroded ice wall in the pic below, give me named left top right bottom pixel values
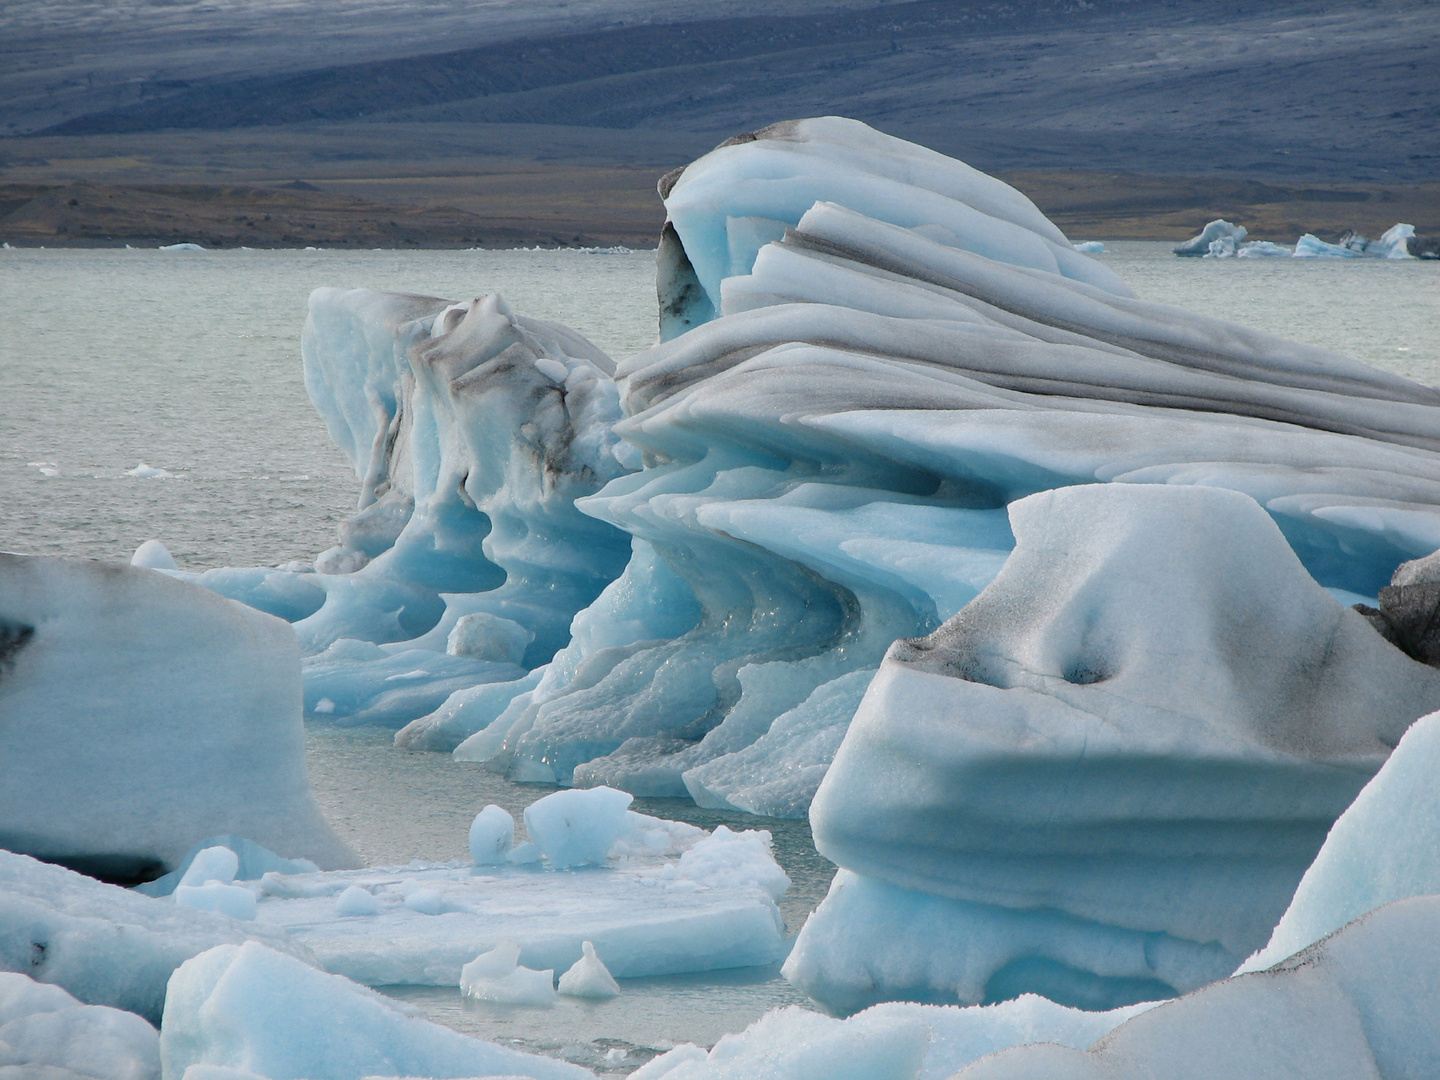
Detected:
left=458, top=117, right=1440, bottom=818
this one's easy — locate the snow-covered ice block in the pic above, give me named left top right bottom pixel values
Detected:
left=557, top=941, right=620, bottom=999
left=159, top=942, right=590, bottom=1080
left=0, top=851, right=312, bottom=1025
left=792, top=484, right=1440, bottom=1010
left=522, top=787, right=634, bottom=869
left=1240, top=708, right=1440, bottom=972
left=248, top=819, right=787, bottom=987
left=0, top=554, right=355, bottom=879
left=460, top=941, right=557, bottom=1006
left=0, top=971, right=160, bottom=1080
left=469, top=805, right=516, bottom=865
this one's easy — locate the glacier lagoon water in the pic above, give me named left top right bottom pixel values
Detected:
left=2, top=241, right=1439, bottom=1069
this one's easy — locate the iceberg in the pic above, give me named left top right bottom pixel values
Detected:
left=0, top=851, right=313, bottom=1025
left=0, top=971, right=160, bottom=1080
left=1173, top=219, right=1246, bottom=256
left=459, top=940, right=558, bottom=1006
left=464, top=120, right=1440, bottom=813
left=242, top=805, right=788, bottom=988
left=787, top=484, right=1440, bottom=1011
left=0, top=553, right=354, bottom=880
left=557, top=941, right=621, bottom=999
left=160, top=941, right=591, bottom=1080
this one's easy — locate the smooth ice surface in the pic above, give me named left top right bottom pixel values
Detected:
left=245, top=814, right=787, bottom=988
left=523, top=788, right=635, bottom=869
left=794, top=484, right=1440, bottom=1010
left=1241, top=708, right=1440, bottom=972
left=0, top=851, right=311, bottom=1025
left=0, top=971, right=160, bottom=1080
left=952, top=895, right=1440, bottom=1079
left=558, top=942, right=621, bottom=999
left=0, top=554, right=354, bottom=877
left=159, top=942, right=591, bottom=1080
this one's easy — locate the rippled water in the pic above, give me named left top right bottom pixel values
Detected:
left=4, top=242, right=1437, bottom=1065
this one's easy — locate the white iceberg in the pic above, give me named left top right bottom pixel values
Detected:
left=468, top=804, right=516, bottom=865
left=522, top=786, right=635, bottom=869
left=788, top=484, right=1440, bottom=1011
left=160, top=942, right=590, bottom=1080
left=0, top=554, right=355, bottom=880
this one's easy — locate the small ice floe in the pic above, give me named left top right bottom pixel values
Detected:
left=126, top=462, right=174, bottom=478
left=131, top=539, right=178, bottom=570
left=460, top=940, right=557, bottom=1006
left=159, top=242, right=207, bottom=251
left=1072, top=240, right=1106, bottom=253
left=557, top=940, right=620, bottom=999
left=28, top=461, right=60, bottom=477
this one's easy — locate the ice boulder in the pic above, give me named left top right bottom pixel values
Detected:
left=790, top=484, right=1440, bottom=1011
left=459, top=941, right=557, bottom=1006
left=160, top=942, right=589, bottom=1080
left=522, top=786, right=634, bottom=869
left=1240, top=708, right=1440, bottom=972
left=131, top=539, right=178, bottom=570
left=557, top=941, right=620, bottom=999
left=0, top=554, right=355, bottom=880
left=468, top=804, right=516, bottom=865
left=0, top=971, right=160, bottom=1080
left=0, top=850, right=312, bottom=1025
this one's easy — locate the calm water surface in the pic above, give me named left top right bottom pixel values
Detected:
left=3, top=243, right=1438, bottom=1066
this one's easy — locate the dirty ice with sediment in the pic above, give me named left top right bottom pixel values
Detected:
left=3, top=117, right=1440, bottom=1079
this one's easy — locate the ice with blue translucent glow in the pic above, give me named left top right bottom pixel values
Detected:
left=789, top=484, right=1440, bottom=1011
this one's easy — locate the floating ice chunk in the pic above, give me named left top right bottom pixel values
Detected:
left=469, top=805, right=516, bottom=865
left=1174, top=219, right=1246, bottom=255
left=137, top=835, right=321, bottom=898
left=314, top=697, right=336, bottom=713
left=557, top=941, right=620, bottom=999
left=175, top=882, right=257, bottom=921
left=460, top=941, right=558, bottom=1006
left=178, top=847, right=239, bottom=889
left=161, top=942, right=588, bottom=1079
left=1239, top=708, right=1440, bottom=972
left=335, top=886, right=379, bottom=917
left=522, top=786, right=634, bottom=869
left=0, top=554, right=356, bottom=878
left=126, top=462, right=173, bottom=478
left=0, top=971, right=160, bottom=1080
left=1295, top=224, right=1416, bottom=260
left=1369, top=222, right=1417, bottom=259
left=1071, top=240, right=1105, bottom=253
left=131, top=539, right=178, bottom=570
left=27, top=460, right=60, bottom=477
left=159, top=242, right=206, bottom=251
left=0, top=850, right=311, bottom=1024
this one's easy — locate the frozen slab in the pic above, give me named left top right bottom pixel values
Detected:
left=247, top=818, right=788, bottom=987
left=791, top=484, right=1440, bottom=1011
left=0, top=554, right=354, bottom=879
left=160, top=942, right=591, bottom=1080
left=0, top=971, right=160, bottom=1080
left=0, top=851, right=312, bottom=1025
